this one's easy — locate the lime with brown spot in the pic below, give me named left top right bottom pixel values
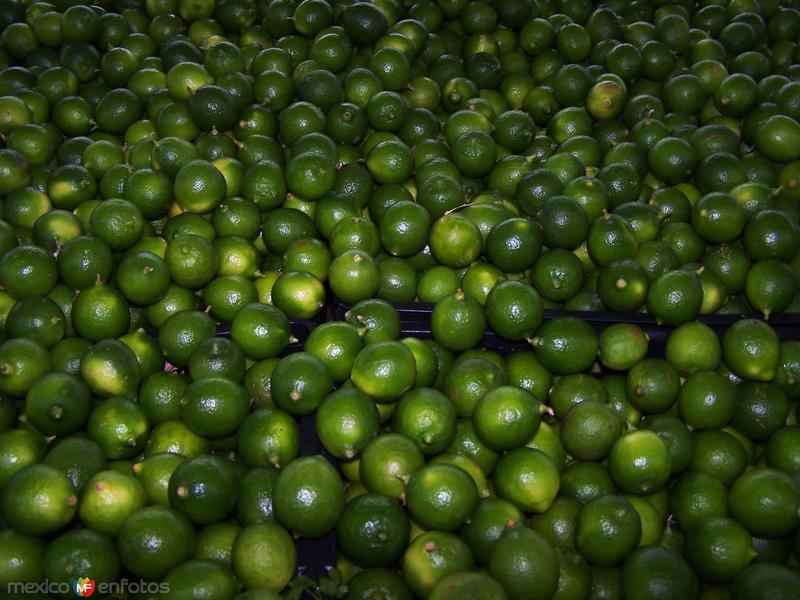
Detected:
left=402, top=531, right=475, bottom=599
left=79, top=469, right=147, bottom=537
left=599, top=323, right=649, bottom=371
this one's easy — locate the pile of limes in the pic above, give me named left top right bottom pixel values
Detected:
left=1, top=0, right=800, bottom=597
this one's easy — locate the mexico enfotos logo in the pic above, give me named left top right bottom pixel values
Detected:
left=6, top=577, right=170, bottom=596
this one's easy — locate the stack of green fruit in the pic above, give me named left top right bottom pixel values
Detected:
left=2, top=291, right=800, bottom=599
left=0, top=0, right=800, bottom=597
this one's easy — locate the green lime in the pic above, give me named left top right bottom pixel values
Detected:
left=670, top=470, right=729, bottom=531
left=429, top=571, right=508, bottom=600
left=78, top=469, right=147, bottom=537
left=168, top=453, right=238, bottom=525
left=181, top=377, right=249, bottom=438
left=24, top=371, right=91, bottom=437
left=530, top=317, right=598, bottom=375
left=271, top=351, right=333, bottom=416
left=393, top=387, right=456, bottom=456
left=685, top=517, right=755, bottom=583
left=729, top=468, right=800, bottom=538
left=599, top=324, right=649, bottom=371
left=1, top=464, right=77, bottom=536
left=118, top=505, right=196, bottom=580
left=316, top=387, right=379, bottom=460
left=359, top=433, right=425, bottom=502
left=473, top=385, right=542, bottom=452
left=273, top=455, right=344, bottom=537
left=722, top=318, right=780, bottom=382
left=689, top=429, right=748, bottom=487
left=237, top=408, right=299, bottom=469
left=485, top=280, right=543, bottom=342
left=431, top=291, right=487, bottom=352
left=429, top=214, right=483, bottom=269
left=494, top=447, right=560, bottom=513
left=608, top=430, right=672, bottom=495
left=560, top=400, right=623, bottom=462
left=163, top=558, right=238, bottom=600
left=232, top=521, right=295, bottom=593
left=678, top=371, right=737, bottom=431
left=488, top=526, right=558, bottom=600
left=575, top=495, right=641, bottom=567
left=132, top=449, right=185, bottom=505
left=403, top=531, right=474, bottom=599
left=80, top=339, right=141, bottom=398
left=329, top=250, right=380, bottom=304
left=0, top=529, right=45, bottom=586
left=351, top=340, right=416, bottom=403
left=621, top=546, right=698, bottom=600
left=230, top=302, right=292, bottom=360
left=406, top=463, right=478, bottom=531
left=86, top=397, right=149, bottom=459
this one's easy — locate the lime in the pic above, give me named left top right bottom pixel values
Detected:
left=429, top=214, right=483, bottom=269
left=608, top=430, right=672, bottom=495
left=722, top=319, right=780, bottom=382
left=273, top=455, right=344, bottom=537
left=431, top=291, right=487, bottom=352
left=493, top=447, right=560, bottom=513
left=351, top=340, right=416, bottom=403
left=1, top=464, right=77, bottom=536
left=685, top=517, right=755, bottom=583
left=316, top=387, right=379, bottom=460
left=406, top=463, right=479, bottom=531
left=78, top=469, right=147, bottom=537
left=560, top=400, right=623, bottom=462
left=168, top=453, right=238, bottom=525
left=231, top=522, right=296, bottom=592
left=598, top=324, right=649, bottom=371
left=393, top=387, right=456, bottom=456
left=689, top=429, right=748, bottom=487
left=359, top=433, right=425, bottom=502
left=402, top=531, right=474, bottom=599
left=234, top=466, right=278, bottom=527
left=230, top=302, right=292, bottom=360
left=271, top=352, right=333, bottom=416
left=163, top=558, right=238, bottom=599
left=237, top=408, right=300, bottom=469
left=575, top=495, right=641, bottom=567
left=472, top=386, right=542, bottom=452
left=488, top=526, right=558, bottom=600
left=621, top=546, right=698, bottom=600
left=729, top=468, right=800, bottom=538
left=485, top=281, right=543, bottom=342
left=530, top=317, right=598, bottom=375
left=678, top=371, right=737, bottom=431
left=24, top=372, right=90, bottom=437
